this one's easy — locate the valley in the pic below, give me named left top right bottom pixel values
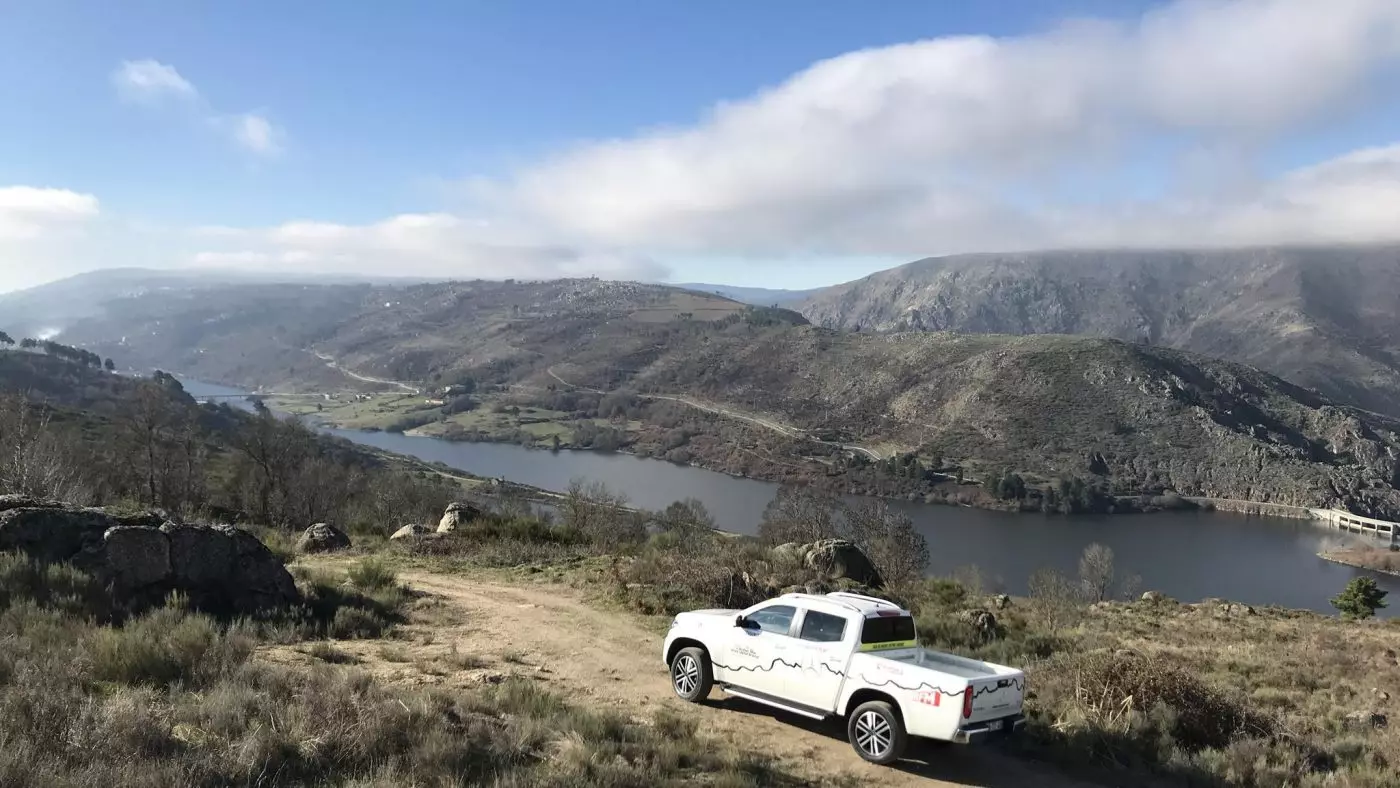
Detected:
left=33, top=270, right=1400, bottom=522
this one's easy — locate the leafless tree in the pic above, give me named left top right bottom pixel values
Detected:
left=0, top=393, right=91, bottom=503
left=842, top=499, right=930, bottom=590
left=1079, top=543, right=1116, bottom=603
left=1028, top=567, right=1084, bottom=633
left=758, top=484, right=841, bottom=545
left=656, top=498, right=716, bottom=546
left=561, top=478, right=642, bottom=548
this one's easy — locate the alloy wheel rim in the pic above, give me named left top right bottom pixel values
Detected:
left=673, top=655, right=699, bottom=696
left=855, top=711, right=892, bottom=758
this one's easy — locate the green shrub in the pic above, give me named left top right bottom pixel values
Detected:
left=346, top=557, right=398, bottom=591
left=89, top=607, right=253, bottom=687
left=0, top=552, right=109, bottom=620
left=331, top=606, right=389, bottom=639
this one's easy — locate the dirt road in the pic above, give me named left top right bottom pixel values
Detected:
left=311, top=350, right=420, bottom=394
left=265, top=567, right=1102, bottom=788
left=545, top=365, right=885, bottom=461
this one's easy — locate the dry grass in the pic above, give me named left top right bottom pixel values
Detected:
left=898, top=575, right=1400, bottom=787
left=0, top=550, right=800, bottom=787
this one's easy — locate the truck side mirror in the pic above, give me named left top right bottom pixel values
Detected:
left=735, top=615, right=747, bottom=628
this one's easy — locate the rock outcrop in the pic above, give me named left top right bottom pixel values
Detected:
left=297, top=522, right=351, bottom=553
left=391, top=523, right=433, bottom=541
left=0, top=501, right=298, bottom=612
left=437, top=501, right=483, bottom=534
left=801, top=539, right=883, bottom=588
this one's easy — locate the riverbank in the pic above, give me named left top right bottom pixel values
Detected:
left=1320, top=545, right=1400, bottom=577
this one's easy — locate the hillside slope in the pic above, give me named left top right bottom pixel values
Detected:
left=798, top=246, right=1400, bottom=418
left=49, top=278, right=1400, bottom=518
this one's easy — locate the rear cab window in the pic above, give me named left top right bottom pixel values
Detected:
left=859, top=613, right=917, bottom=651
left=798, top=610, right=847, bottom=643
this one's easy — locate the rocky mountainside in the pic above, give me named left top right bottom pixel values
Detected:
left=798, top=246, right=1400, bottom=418
left=48, top=278, right=1400, bottom=518
left=672, top=283, right=820, bottom=306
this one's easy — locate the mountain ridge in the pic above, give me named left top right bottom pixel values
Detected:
left=797, top=244, right=1400, bottom=418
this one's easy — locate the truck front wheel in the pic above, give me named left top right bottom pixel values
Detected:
left=669, top=647, right=712, bottom=702
left=848, top=700, right=907, bottom=765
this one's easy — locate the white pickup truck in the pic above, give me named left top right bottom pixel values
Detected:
left=662, top=591, right=1026, bottom=764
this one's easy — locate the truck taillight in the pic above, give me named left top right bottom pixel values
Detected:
left=962, top=689, right=974, bottom=719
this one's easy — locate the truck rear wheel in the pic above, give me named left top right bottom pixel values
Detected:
left=848, top=700, right=907, bottom=765
left=669, top=647, right=712, bottom=702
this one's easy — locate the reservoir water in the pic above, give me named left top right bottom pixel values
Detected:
left=185, top=379, right=1400, bottom=616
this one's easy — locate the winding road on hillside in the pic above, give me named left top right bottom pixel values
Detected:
left=545, top=365, right=885, bottom=461
left=266, top=563, right=1103, bottom=788
left=311, top=350, right=421, bottom=394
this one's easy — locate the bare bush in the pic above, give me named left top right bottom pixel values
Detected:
left=757, top=484, right=841, bottom=544
left=1049, top=650, right=1274, bottom=753
left=842, top=499, right=929, bottom=590
left=758, top=486, right=931, bottom=591
left=1079, top=543, right=1115, bottom=603
left=0, top=394, right=92, bottom=503
left=654, top=498, right=715, bottom=547
left=561, top=479, right=643, bottom=549
left=1028, top=567, right=1084, bottom=633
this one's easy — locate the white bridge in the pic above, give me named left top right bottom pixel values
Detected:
left=1311, top=509, right=1400, bottom=545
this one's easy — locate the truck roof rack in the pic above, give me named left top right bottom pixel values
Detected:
left=779, top=592, right=864, bottom=613
left=826, top=591, right=903, bottom=610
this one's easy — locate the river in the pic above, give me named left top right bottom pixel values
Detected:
left=183, top=379, right=1400, bottom=616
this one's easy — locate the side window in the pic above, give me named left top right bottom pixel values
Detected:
left=746, top=605, right=796, bottom=636
left=799, top=610, right=847, bottom=643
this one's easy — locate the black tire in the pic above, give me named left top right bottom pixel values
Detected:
left=847, top=700, right=907, bottom=765
left=669, top=647, right=712, bottom=703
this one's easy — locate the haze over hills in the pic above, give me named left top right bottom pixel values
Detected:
left=0, top=268, right=440, bottom=340
left=39, top=276, right=1400, bottom=519
left=798, top=245, right=1400, bottom=419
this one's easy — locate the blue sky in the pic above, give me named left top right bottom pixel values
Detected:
left=3, top=0, right=1400, bottom=292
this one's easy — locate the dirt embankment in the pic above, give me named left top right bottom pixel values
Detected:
left=264, top=563, right=1100, bottom=788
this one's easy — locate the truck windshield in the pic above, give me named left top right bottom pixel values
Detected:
left=859, top=615, right=917, bottom=651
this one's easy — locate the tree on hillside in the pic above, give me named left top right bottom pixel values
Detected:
left=0, top=331, right=13, bottom=346
left=759, top=484, right=842, bottom=544
left=842, top=499, right=930, bottom=590
left=104, top=358, right=115, bottom=372
left=20, top=338, right=37, bottom=350
left=1332, top=576, right=1389, bottom=621
left=1079, top=543, right=1116, bottom=602
left=0, top=393, right=91, bottom=502
left=656, top=498, right=715, bottom=546
left=119, top=380, right=207, bottom=514
left=561, top=478, right=641, bottom=548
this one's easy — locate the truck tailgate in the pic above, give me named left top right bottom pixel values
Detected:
left=966, top=671, right=1024, bottom=723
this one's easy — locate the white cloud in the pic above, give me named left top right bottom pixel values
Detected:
left=15, top=0, right=1398, bottom=295
left=0, top=187, right=99, bottom=240
left=190, top=213, right=665, bottom=281
left=112, top=59, right=197, bottom=103
left=0, top=186, right=104, bottom=292
left=226, top=112, right=282, bottom=156
left=484, top=0, right=1400, bottom=257
left=113, top=60, right=286, bottom=157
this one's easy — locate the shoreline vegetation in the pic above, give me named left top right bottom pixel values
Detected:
left=269, top=389, right=1374, bottom=528
left=1320, top=545, right=1400, bottom=577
